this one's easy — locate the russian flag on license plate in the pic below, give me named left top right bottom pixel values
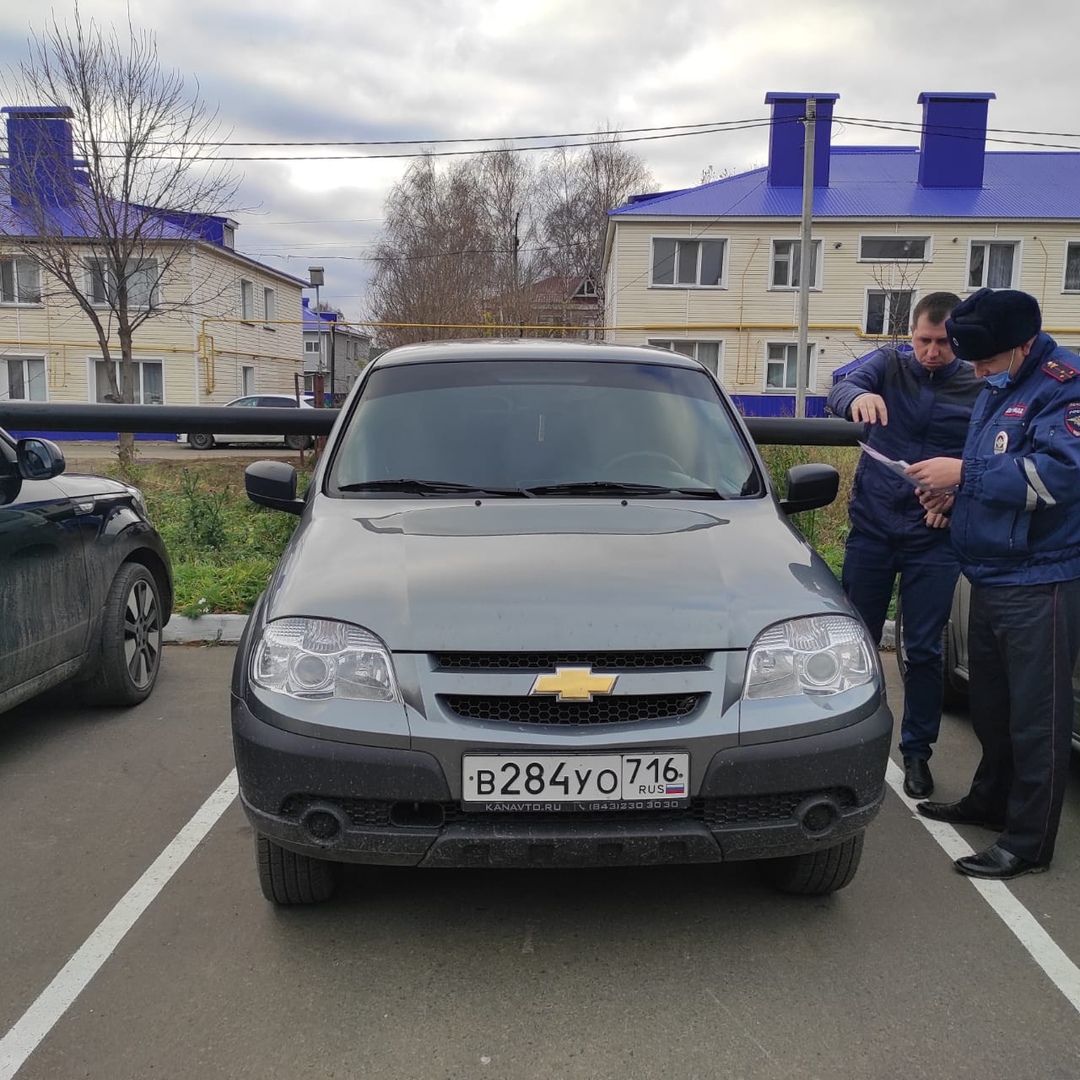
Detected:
left=665, top=784, right=685, bottom=795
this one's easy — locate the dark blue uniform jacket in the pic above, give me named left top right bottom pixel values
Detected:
left=952, top=334, right=1080, bottom=586
left=826, top=346, right=981, bottom=548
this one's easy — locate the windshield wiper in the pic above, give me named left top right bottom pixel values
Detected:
left=524, top=481, right=725, bottom=498
left=337, top=478, right=528, bottom=497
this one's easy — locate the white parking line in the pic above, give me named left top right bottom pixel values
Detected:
left=0, top=770, right=238, bottom=1080
left=885, top=759, right=1080, bottom=1017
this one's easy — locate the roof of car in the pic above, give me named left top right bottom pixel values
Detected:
left=369, top=338, right=700, bottom=369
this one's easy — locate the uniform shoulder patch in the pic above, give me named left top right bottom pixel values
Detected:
left=1042, top=358, right=1080, bottom=382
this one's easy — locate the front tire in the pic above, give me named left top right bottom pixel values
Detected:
left=256, top=834, right=338, bottom=904
left=81, top=563, right=163, bottom=706
left=763, top=832, right=864, bottom=895
left=188, top=433, right=215, bottom=450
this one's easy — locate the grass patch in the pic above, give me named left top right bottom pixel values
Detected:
left=69, top=456, right=309, bottom=616
left=68, top=447, right=860, bottom=616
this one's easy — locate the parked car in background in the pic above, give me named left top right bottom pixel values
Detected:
left=178, top=394, right=315, bottom=450
left=232, top=339, right=892, bottom=905
left=898, top=582, right=1080, bottom=750
left=0, top=427, right=173, bottom=716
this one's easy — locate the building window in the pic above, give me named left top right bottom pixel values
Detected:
left=771, top=240, right=821, bottom=289
left=859, top=236, right=930, bottom=262
left=304, top=339, right=320, bottom=354
left=1064, top=243, right=1080, bottom=293
left=92, top=359, right=164, bottom=404
left=575, top=278, right=597, bottom=297
left=242, top=365, right=255, bottom=396
left=86, top=259, right=159, bottom=308
left=263, top=287, right=275, bottom=323
left=2, top=356, right=47, bottom=401
left=969, top=241, right=1018, bottom=290
left=240, top=279, right=254, bottom=321
left=647, top=339, right=721, bottom=375
left=0, top=257, right=42, bottom=304
left=651, top=238, right=726, bottom=287
left=765, top=342, right=815, bottom=391
left=866, top=289, right=914, bottom=336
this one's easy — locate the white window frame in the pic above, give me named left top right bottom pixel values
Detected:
left=1, top=355, right=48, bottom=401
left=0, top=257, right=43, bottom=305
left=240, top=279, right=254, bottom=321
left=304, top=339, right=320, bottom=354
left=1062, top=241, right=1080, bottom=294
left=263, top=286, right=276, bottom=326
left=241, top=364, right=256, bottom=396
left=85, top=258, right=159, bottom=309
left=764, top=341, right=817, bottom=393
left=769, top=238, right=823, bottom=291
left=864, top=287, right=917, bottom=337
left=575, top=278, right=597, bottom=297
left=646, top=338, right=724, bottom=376
left=857, top=235, right=933, bottom=263
left=649, top=235, right=729, bottom=289
left=87, top=357, right=166, bottom=405
left=967, top=239, right=1022, bottom=291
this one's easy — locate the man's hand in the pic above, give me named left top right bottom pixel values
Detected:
left=906, top=457, right=963, bottom=492
left=850, top=393, right=888, bottom=426
left=925, top=510, right=951, bottom=529
left=918, top=489, right=955, bottom=513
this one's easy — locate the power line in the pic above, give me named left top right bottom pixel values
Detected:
left=99, top=117, right=764, bottom=149
left=94, top=119, right=782, bottom=162
left=836, top=115, right=1080, bottom=141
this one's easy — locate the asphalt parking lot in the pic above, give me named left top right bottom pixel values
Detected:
left=1, top=647, right=1078, bottom=1080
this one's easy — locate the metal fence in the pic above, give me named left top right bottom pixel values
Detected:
left=0, top=402, right=863, bottom=447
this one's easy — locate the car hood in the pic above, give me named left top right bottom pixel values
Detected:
left=263, top=498, right=850, bottom=651
left=51, top=474, right=135, bottom=500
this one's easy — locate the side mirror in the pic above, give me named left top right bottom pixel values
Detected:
left=245, top=460, right=305, bottom=515
left=16, top=438, right=66, bottom=481
left=780, top=463, right=839, bottom=515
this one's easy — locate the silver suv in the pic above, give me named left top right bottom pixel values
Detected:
left=232, top=340, right=892, bottom=904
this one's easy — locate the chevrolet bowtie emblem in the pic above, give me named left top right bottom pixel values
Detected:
left=529, top=666, right=618, bottom=702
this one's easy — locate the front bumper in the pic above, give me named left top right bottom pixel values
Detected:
left=232, top=697, right=892, bottom=869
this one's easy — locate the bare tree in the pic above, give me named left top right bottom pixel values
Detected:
left=0, top=6, right=238, bottom=462
left=867, top=261, right=927, bottom=347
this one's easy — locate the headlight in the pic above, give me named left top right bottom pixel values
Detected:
left=251, top=617, right=401, bottom=702
left=743, top=615, right=875, bottom=700
left=124, top=484, right=147, bottom=517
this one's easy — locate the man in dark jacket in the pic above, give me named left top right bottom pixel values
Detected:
left=827, top=292, right=981, bottom=798
left=907, top=289, right=1080, bottom=880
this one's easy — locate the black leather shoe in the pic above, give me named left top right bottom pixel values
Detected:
left=954, top=843, right=1050, bottom=880
left=915, top=800, right=1005, bottom=831
left=903, top=756, right=933, bottom=798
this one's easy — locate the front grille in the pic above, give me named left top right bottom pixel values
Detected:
left=434, top=651, right=709, bottom=672
left=699, top=788, right=856, bottom=828
left=440, top=693, right=703, bottom=726
left=280, top=788, right=858, bottom=831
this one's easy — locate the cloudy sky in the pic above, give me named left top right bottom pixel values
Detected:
left=1, top=0, right=1077, bottom=321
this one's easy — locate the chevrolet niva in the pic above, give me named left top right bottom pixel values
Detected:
left=232, top=340, right=891, bottom=904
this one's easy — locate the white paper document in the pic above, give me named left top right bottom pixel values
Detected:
left=858, top=441, right=919, bottom=486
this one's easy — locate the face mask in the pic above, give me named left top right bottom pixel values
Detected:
left=984, top=347, right=1019, bottom=389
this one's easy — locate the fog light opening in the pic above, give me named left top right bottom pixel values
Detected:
left=302, top=806, right=344, bottom=842
left=796, top=796, right=840, bottom=837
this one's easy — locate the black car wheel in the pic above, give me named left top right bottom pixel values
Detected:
left=256, top=834, right=337, bottom=904
left=284, top=433, right=312, bottom=451
left=188, top=433, right=215, bottom=450
left=82, top=563, right=163, bottom=706
left=763, top=832, right=864, bottom=895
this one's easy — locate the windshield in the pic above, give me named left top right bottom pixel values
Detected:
left=327, top=359, right=763, bottom=498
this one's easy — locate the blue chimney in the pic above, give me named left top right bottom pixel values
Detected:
left=764, top=92, right=839, bottom=188
left=3, top=105, right=77, bottom=207
left=917, top=92, right=995, bottom=188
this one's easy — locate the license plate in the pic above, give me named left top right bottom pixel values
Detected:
left=461, top=752, right=689, bottom=806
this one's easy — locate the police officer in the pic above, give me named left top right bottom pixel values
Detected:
left=827, top=292, right=981, bottom=798
left=907, top=288, right=1080, bottom=879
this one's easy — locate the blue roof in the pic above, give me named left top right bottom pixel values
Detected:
left=611, top=148, right=1080, bottom=220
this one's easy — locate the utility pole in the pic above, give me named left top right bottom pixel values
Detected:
left=795, top=98, right=816, bottom=420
